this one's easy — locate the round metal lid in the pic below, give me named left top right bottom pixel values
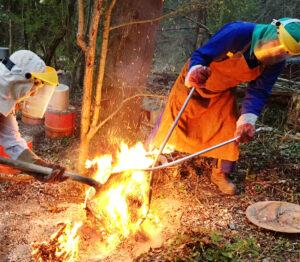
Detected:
left=246, top=201, right=300, bottom=233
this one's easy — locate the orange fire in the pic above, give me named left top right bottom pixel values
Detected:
left=32, top=221, right=82, bottom=262
left=85, top=141, right=164, bottom=252
left=32, top=141, right=168, bottom=260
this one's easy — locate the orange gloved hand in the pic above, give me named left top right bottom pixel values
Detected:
left=35, top=159, right=67, bottom=183
left=234, top=123, right=255, bottom=143
left=185, top=65, right=211, bottom=88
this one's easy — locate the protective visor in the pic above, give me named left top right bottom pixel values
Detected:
left=22, top=66, right=58, bottom=118
left=25, top=66, right=58, bottom=87
left=254, top=39, right=290, bottom=65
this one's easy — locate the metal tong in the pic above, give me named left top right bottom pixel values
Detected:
left=0, top=156, right=102, bottom=194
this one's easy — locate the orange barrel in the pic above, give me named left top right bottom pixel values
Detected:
left=45, top=105, right=76, bottom=138
left=0, top=136, right=33, bottom=174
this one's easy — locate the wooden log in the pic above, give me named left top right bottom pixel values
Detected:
left=285, top=93, right=300, bottom=131
left=236, top=86, right=295, bottom=106
left=277, top=77, right=300, bottom=86
left=267, top=91, right=295, bottom=106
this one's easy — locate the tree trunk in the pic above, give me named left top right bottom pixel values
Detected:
left=22, top=4, right=29, bottom=50
left=101, top=0, right=163, bottom=145
left=77, top=0, right=163, bottom=173
left=194, top=8, right=206, bottom=50
left=8, top=2, right=13, bottom=52
left=77, top=0, right=104, bottom=174
left=9, top=18, right=12, bottom=53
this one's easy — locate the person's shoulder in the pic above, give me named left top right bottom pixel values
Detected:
left=222, top=21, right=256, bottom=31
left=215, top=21, right=256, bottom=38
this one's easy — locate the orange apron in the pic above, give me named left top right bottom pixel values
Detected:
left=153, top=51, right=262, bottom=161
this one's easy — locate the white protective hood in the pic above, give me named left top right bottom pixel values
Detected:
left=0, top=50, right=46, bottom=116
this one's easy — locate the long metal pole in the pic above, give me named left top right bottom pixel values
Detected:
left=0, top=157, right=102, bottom=190
left=153, top=128, right=261, bottom=169
left=146, top=136, right=239, bottom=171
left=146, top=87, right=196, bottom=216
left=110, top=128, right=262, bottom=174
left=151, top=87, right=196, bottom=168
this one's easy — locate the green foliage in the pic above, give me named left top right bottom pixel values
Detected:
left=268, top=237, right=300, bottom=262
left=137, top=231, right=260, bottom=261
left=204, top=232, right=260, bottom=262
left=205, top=0, right=260, bottom=33
left=205, top=0, right=300, bottom=34
left=259, top=105, right=287, bottom=130
left=278, top=139, right=300, bottom=162
left=0, top=0, right=79, bottom=68
left=238, top=102, right=300, bottom=183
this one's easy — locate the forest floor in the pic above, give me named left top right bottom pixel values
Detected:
left=0, top=84, right=299, bottom=262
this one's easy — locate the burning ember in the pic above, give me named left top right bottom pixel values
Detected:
left=32, top=221, right=82, bottom=262
left=84, top=141, right=163, bottom=251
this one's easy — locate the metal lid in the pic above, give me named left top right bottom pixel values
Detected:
left=246, top=201, right=300, bottom=233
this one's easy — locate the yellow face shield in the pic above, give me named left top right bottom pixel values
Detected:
left=254, top=39, right=290, bottom=65
left=25, top=66, right=58, bottom=87
left=23, top=66, right=58, bottom=118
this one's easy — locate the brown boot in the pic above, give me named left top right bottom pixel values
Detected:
left=211, top=168, right=236, bottom=195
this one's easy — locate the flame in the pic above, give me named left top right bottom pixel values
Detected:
left=85, top=141, right=164, bottom=252
left=55, top=222, right=82, bottom=260
left=31, top=141, right=169, bottom=260
left=32, top=221, right=82, bottom=262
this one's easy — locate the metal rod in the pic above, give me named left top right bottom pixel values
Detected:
left=0, top=156, right=102, bottom=190
left=146, top=136, right=239, bottom=171
left=112, top=128, right=262, bottom=173
left=63, top=172, right=101, bottom=187
left=0, top=157, right=53, bottom=175
left=151, top=87, right=196, bottom=168
left=145, top=87, right=196, bottom=219
left=146, top=127, right=262, bottom=171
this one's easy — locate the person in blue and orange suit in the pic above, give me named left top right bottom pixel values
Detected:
left=149, top=18, right=300, bottom=195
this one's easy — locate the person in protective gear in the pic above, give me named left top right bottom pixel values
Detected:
left=149, top=18, right=300, bottom=195
left=0, top=50, right=65, bottom=182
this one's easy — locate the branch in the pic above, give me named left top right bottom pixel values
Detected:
left=87, top=94, right=166, bottom=140
left=80, top=0, right=104, bottom=136
left=91, top=0, right=117, bottom=128
left=165, top=7, right=212, bottom=36
left=77, top=0, right=87, bottom=53
left=44, top=32, right=66, bottom=65
left=109, top=4, right=203, bottom=31
left=277, top=77, right=300, bottom=86
left=160, top=27, right=198, bottom=31
left=274, top=134, right=300, bottom=142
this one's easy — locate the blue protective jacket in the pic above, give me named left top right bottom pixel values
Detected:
left=189, top=21, right=285, bottom=116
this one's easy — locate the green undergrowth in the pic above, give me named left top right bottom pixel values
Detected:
left=239, top=127, right=300, bottom=170
left=238, top=102, right=300, bottom=173
left=136, top=231, right=260, bottom=262
left=201, top=232, right=260, bottom=262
